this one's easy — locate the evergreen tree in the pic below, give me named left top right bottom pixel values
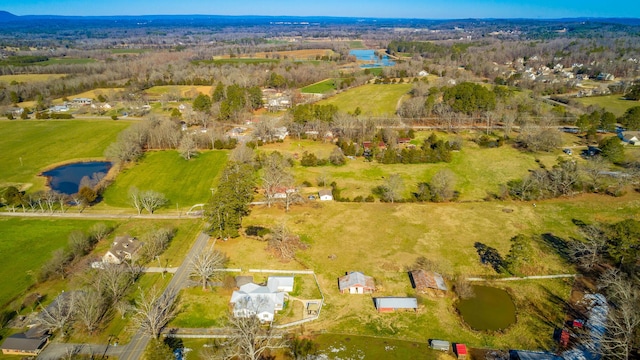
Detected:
left=206, top=163, right=255, bottom=238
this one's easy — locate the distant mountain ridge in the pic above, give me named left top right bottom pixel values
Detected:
left=0, top=10, right=18, bottom=21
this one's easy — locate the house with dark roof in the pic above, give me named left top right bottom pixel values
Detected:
left=374, top=297, right=418, bottom=312
left=0, top=330, right=49, bottom=356
left=409, top=269, right=448, bottom=293
left=102, top=235, right=143, bottom=264
left=338, top=271, right=375, bottom=294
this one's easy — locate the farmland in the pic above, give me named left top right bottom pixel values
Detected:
left=0, top=74, right=66, bottom=84
left=316, top=83, right=412, bottom=116
left=101, top=150, right=228, bottom=210
left=0, top=120, right=131, bottom=190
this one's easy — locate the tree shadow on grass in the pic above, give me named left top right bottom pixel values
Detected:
left=540, top=233, right=572, bottom=262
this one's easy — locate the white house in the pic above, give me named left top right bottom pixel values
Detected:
left=230, top=282, right=287, bottom=322
left=318, top=189, right=333, bottom=201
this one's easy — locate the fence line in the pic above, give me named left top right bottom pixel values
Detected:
left=248, top=269, right=315, bottom=274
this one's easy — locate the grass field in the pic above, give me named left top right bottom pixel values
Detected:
left=259, top=136, right=560, bottom=202
left=194, top=58, right=279, bottom=66
left=101, top=150, right=228, bottom=209
left=218, top=188, right=640, bottom=350
left=0, top=74, right=66, bottom=84
left=0, top=218, right=115, bottom=309
left=301, top=79, right=336, bottom=94
left=316, top=83, right=412, bottom=116
left=0, top=120, right=131, bottom=190
left=574, top=95, right=640, bottom=117
left=109, top=49, right=148, bottom=54
left=144, top=85, right=213, bottom=99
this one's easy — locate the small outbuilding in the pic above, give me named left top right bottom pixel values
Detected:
left=429, top=339, right=450, bottom=352
left=374, top=297, right=418, bottom=313
left=454, top=343, right=468, bottom=359
left=338, top=271, right=375, bottom=294
left=409, top=269, right=448, bottom=293
left=318, top=189, right=333, bottom=201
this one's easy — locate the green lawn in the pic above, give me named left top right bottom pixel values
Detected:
left=301, top=79, right=336, bottom=94
left=0, top=120, right=131, bottom=190
left=0, top=218, right=114, bottom=309
left=574, top=95, right=640, bottom=117
left=101, top=150, right=228, bottom=209
left=40, top=58, right=96, bottom=65
left=316, top=83, right=412, bottom=116
left=348, top=40, right=366, bottom=49
left=262, top=136, right=559, bottom=202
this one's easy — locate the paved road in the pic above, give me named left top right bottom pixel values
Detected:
left=119, top=231, right=211, bottom=360
left=37, top=230, right=211, bottom=360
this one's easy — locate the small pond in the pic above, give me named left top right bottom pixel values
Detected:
left=457, top=285, right=516, bottom=331
left=349, top=49, right=395, bottom=68
left=41, top=161, right=112, bottom=195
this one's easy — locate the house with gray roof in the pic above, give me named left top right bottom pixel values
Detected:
left=338, top=271, right=375, bottom=294
left=0, top=330, right=49, bottom=356
left=230, top=277, right=294, bottom=323
left=102, top=235, right=143, bottom=264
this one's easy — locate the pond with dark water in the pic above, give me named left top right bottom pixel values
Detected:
left=457, top=285, right=516, bottom=331
left=349, top=49, right=395, bottom=68
left=41, top=161, right=112, bottom=195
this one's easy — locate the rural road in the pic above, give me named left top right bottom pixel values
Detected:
left=119, top=230, right=211, bottom=360
left=38, top=230, right=211, bottom=360
left=0, top=211, right=193, bottom=219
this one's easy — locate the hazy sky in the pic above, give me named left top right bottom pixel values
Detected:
left=2, top=0, right=639, bottom=18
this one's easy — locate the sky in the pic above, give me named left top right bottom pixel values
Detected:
left=1, top=0, right=639, bottom=19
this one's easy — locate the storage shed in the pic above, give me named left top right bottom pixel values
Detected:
left=429, top=339, right=450, bottom=352
left=374, top=297, right=418, bottom=312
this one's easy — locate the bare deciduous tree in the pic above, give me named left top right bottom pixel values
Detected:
left=189, top=245, right=227, bottom=290
left=430, top=169, right=457, bottom=202
left=139, top=228, right=175, bottom=263
left=140, top=190, right=168, bottom=214
left=129, top=186, right=143, bottom=215
left=36, top=292, right=76, bottom=337
left=570, top=225, right=606, bottom=270
left=268, top=223, right=307, bottom=260
left=598, top=269, right=640, bottom=360
left=178, top=134, right=198, bottom=160
left=132, top=286, right=179, bottom=339
left=261, top=152, right=292, bottom=208
left=95, top=263, right=136, bottom=304
left=74, top=289, right=106, bottom=334
left=219, top=302, right=287, bottom=360
left=230, top=143, right=255, bottom=165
